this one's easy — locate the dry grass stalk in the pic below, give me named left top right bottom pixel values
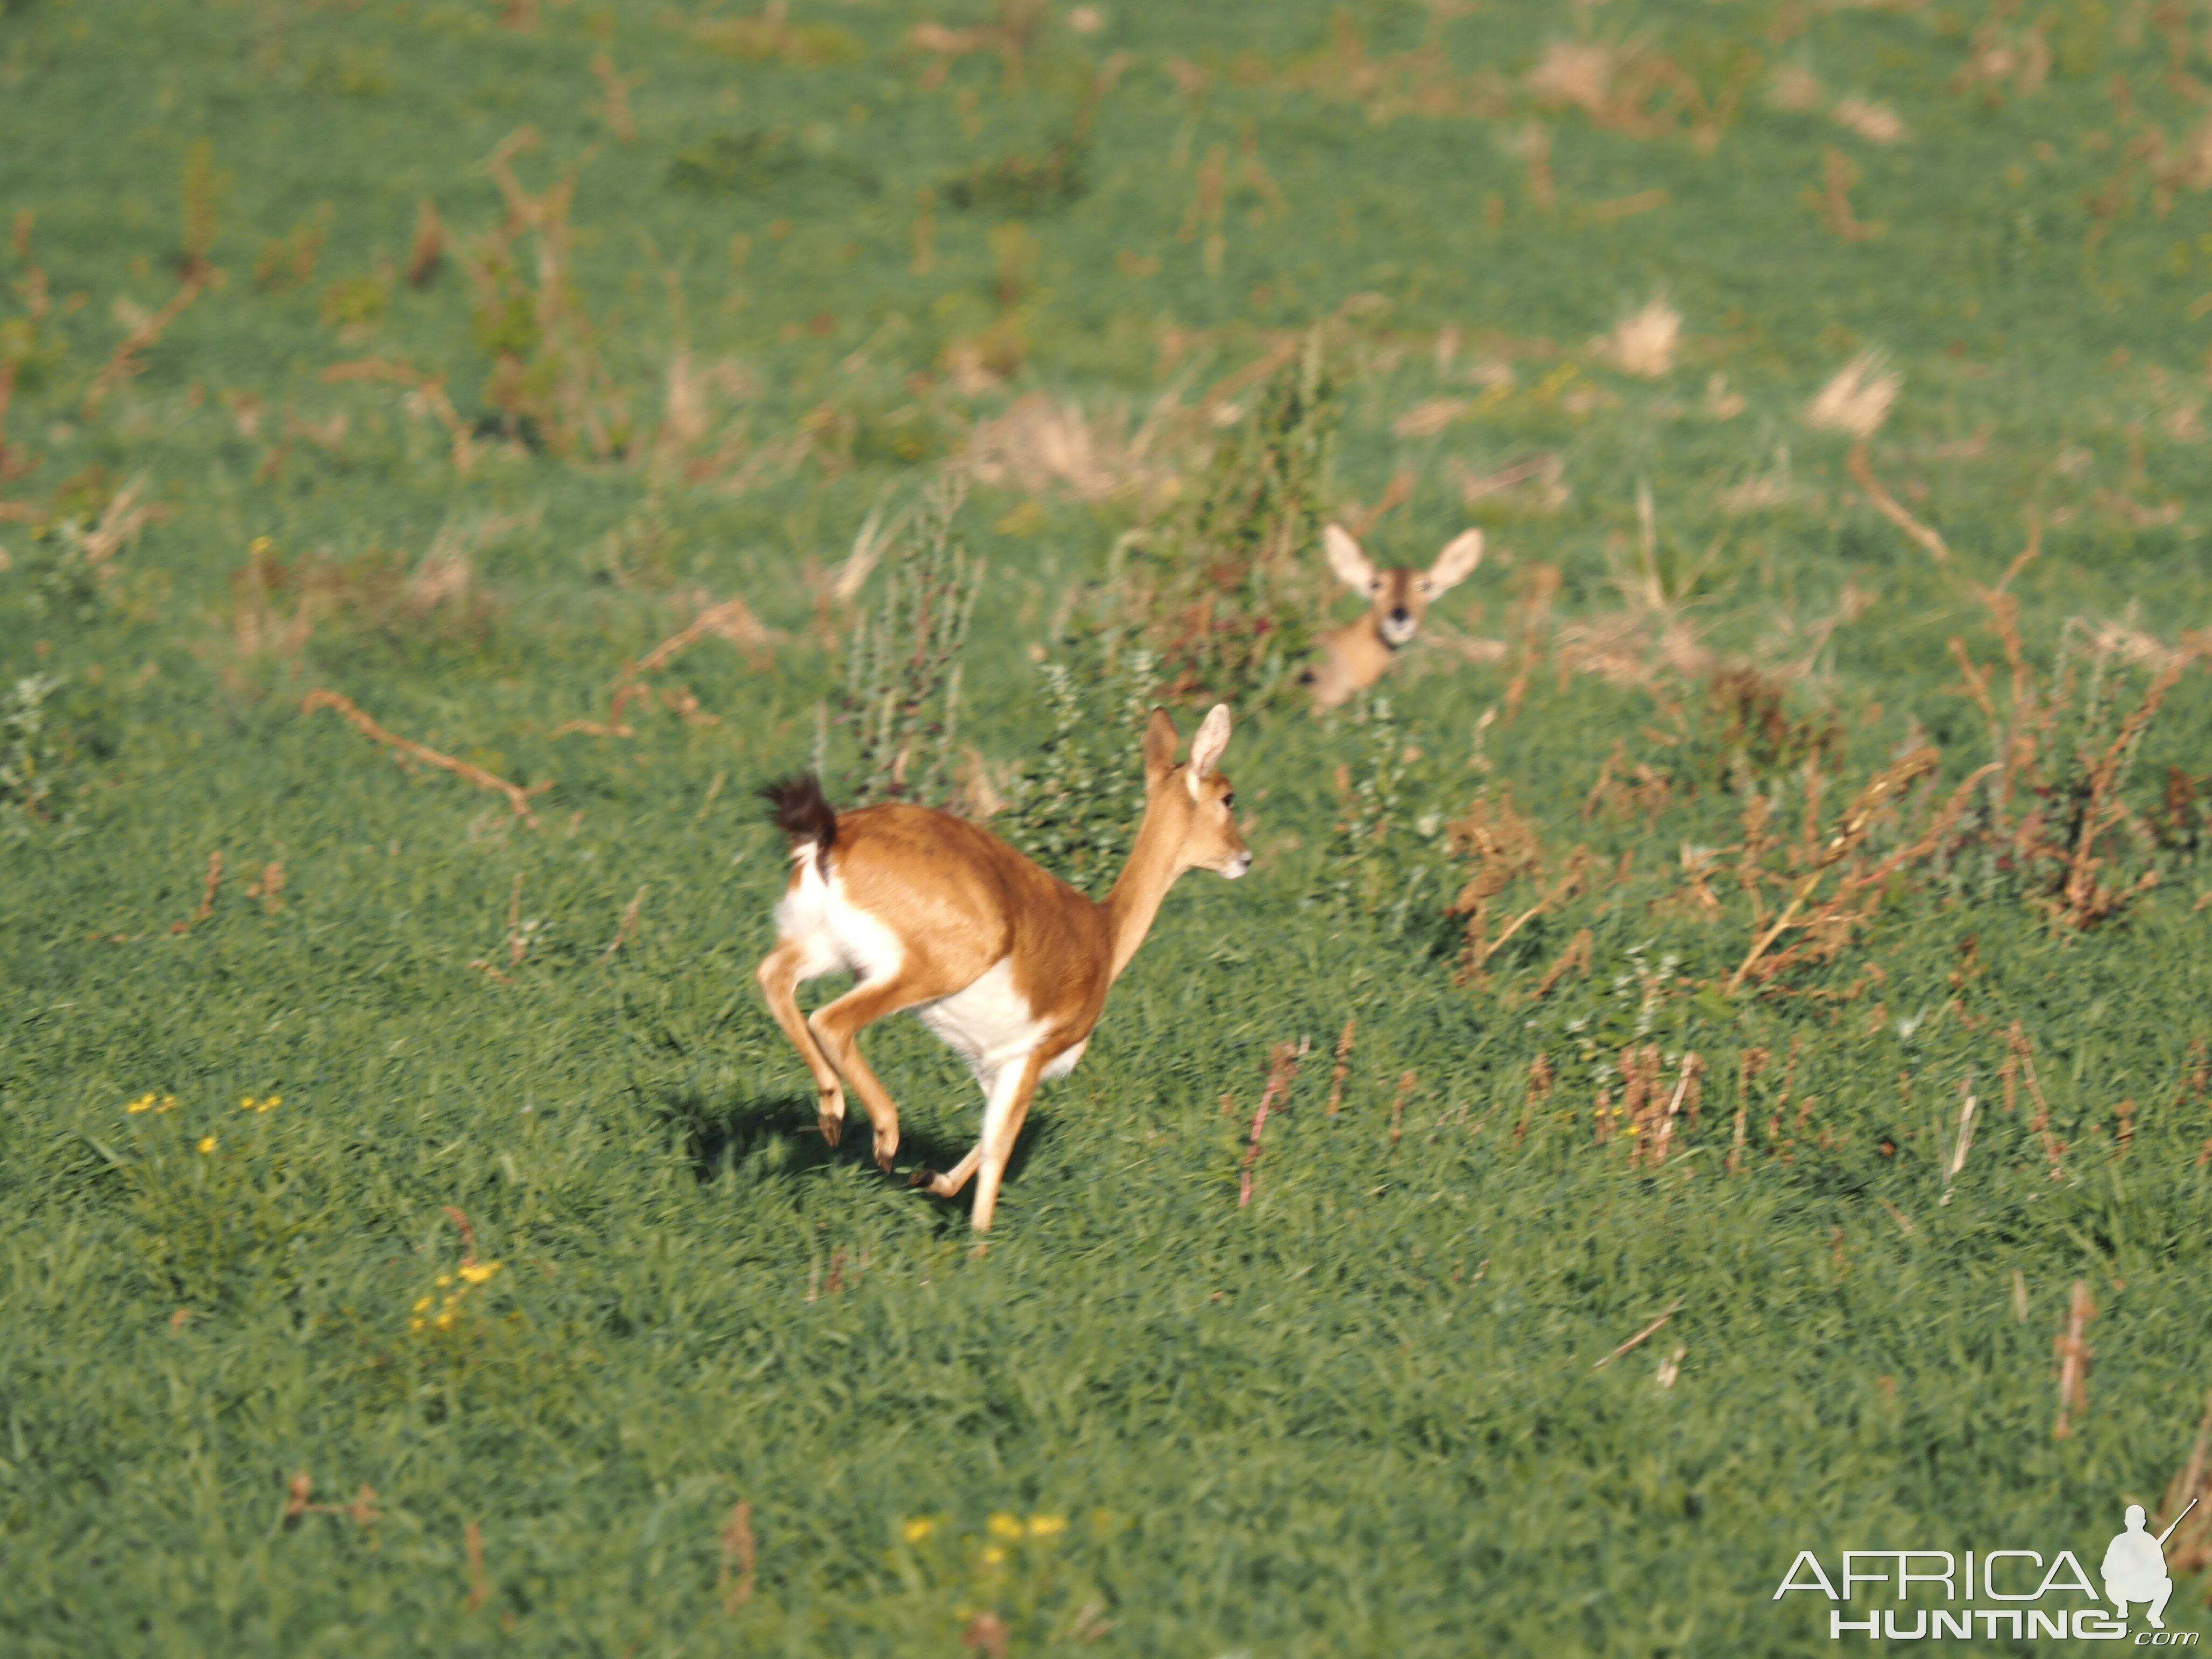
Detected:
left=965, top=392, right=1174, bottom=503
left=1528, top=927, right=1594, bottom=1004
left=84, top=279, right=203, bottom=415
left=467, top=126, right=627, bottom=461
left=637, top=596, right=776, bottom=675
left=322, top=358, right=476, bottom=472
left=1523, top=38, right=1738, bottom=144
left=1388, top=1069, right=1416, bottom=1155
left=1453, top=453, right=1567, bottom=514
left=464, top=1520, right=487, bottom=1612
left=1324, top=1017, right=1355, bottom=1116
left=2004, top=1023, right=2068, bottom=1180
left=2059, top=651, right=2189, bottom=927
left=1238, top=1041, right=1301, bottom=1206
left=718, top=1500, right=757, bottom=1613
left=1445, top=792, right=1584, bottom=982
left=1516, top=122, right=1556, bottom=213
left=1848, top=440, right=1950, bottom=564
left=1939, top=1075, right=1977, bottom=1205
left=2052, top=1279, right=2095, bottom=1438
left=2159, top=1391, right=2212, bottom=1576
left=1598, top=298, right=1681, bottom=378
left=1593, top=1297, right=1684, bottom=1369
left=281, top=1472, right=379, bottom=1530
left=1810, top=146, right=1884, bottom=241
left=303, top=689, right=546, bottom=824
left=168, top=849, right=224, bottom=935
left=1833, top=97, right=1905, bottom=144
left=831, top=496, right=903, bottom=605
left=1514, top=1054, right=1553, bottom=1145
left=589, top=53, right=642, bottom=144
left=1635, top=1052, right=1701, bottom=1167
left=1806, top=352, right=1900, bottom=441
left=406, top=200, right=444, bottom=288
left=244, top=862, right=286, bottom=914
left=77, top=475, right=162, bottom=568
left=961, top=1611, right=1010, bottom=1659
left=559, top=595, right=780, bottom=739
left=1727, top=1048, right=1769, bottom=1174
left=0, top=363, right=23, bottom=488
left=597, top=886, right=648, bottom=963
left=1724, top=748, right=1995, bottom=994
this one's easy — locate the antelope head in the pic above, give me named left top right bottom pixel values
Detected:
left=1137, top=703, right=1252, bottom=881
left=1304, top=524, right=1485, bottom=707
left=1325, top=523, right=1485, bottom=647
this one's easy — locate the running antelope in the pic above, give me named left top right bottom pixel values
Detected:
left=755, top=704, right=1249, bottom=1232
left=1302, top=523, right=1485, bottom=708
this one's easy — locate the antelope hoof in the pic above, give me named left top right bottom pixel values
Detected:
left=907, top=1164, right=936, bottom=1188
left=817, top=1102, right=844, bottom=1145
left=873, top=1128, right=899, bottom=1173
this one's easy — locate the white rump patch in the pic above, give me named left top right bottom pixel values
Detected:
left=772, top=852, right=904, bottom=985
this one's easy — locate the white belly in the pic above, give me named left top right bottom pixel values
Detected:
left=914, top=957, right=1051, bottom=1081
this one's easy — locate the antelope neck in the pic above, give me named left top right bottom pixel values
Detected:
left=1100, top=788, right=1190, bottom=983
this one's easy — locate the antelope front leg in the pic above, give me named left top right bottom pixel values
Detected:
left=755, top=943, right=846, bottom=1143
left=969, top=1053, right=1046, bottom=1233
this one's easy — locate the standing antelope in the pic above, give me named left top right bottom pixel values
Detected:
left=755, top=704, right=1250, bottom=1232
left=1302, top=523, right=1485, bottom=708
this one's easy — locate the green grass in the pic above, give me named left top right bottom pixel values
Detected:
left=5, top=0, right=2212, bottom=1652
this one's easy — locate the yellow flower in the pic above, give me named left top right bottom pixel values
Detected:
left=262, top=1095, right=281, bottom=1111
left=902, top=1517, right=936, bottom=1544
left=1027, top=1514, right=1066, bottom=1538
left=126, top=1093, right=156, bottom=1113
left=435, top=1274, right=451, bottom=1288
left=457, top=1260, right=502, bottom=1286
left=978, top=1545, right=1006, bottom=1568
left=241, top=1096, right=256, bottom=1111
left=412, top=1295, right=434, bottom=1314
left=986, top=1512, right=1022, bottom=1541
left=159, top=1096, right=177, bottom=1113
left=196, top=1135, right=216, bottom=1154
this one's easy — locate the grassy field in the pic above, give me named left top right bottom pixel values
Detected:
left=6, top=0, right=2212, bottom=1651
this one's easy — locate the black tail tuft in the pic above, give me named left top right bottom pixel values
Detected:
left=759, top=774, right=838, bottom=866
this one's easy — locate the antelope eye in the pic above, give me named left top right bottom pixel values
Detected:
left=1221, top=792, right=1235, bottom=809
left=1369, top=578, right=1383, bottom=592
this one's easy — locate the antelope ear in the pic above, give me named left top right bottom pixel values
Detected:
left=1324, top=524, right=1376, bottom=592
left=1142, top=707, right=1181, bottom=786
left=1187, top=703, right=1233, bottom=797
left=1425, top=528, right=1485, bottom=592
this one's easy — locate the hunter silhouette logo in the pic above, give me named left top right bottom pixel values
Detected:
left=2106, top=1500, right=2196, bottom=1632
left=1774, top=1494, right=2203, bottom=1642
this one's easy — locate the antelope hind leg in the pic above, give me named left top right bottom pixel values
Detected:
left=756, top=942, right=847, bottom=1143
left=807, top=968, right=959, bottom=1171
left=909, top=1145, right=981, bottom=1198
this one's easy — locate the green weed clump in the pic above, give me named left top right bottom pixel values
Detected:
left=831, top=475, right=985, bottom=807
left=1127, top=331, right=1337, bottom=705
left=999, top=640, right=1156, bottom=892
